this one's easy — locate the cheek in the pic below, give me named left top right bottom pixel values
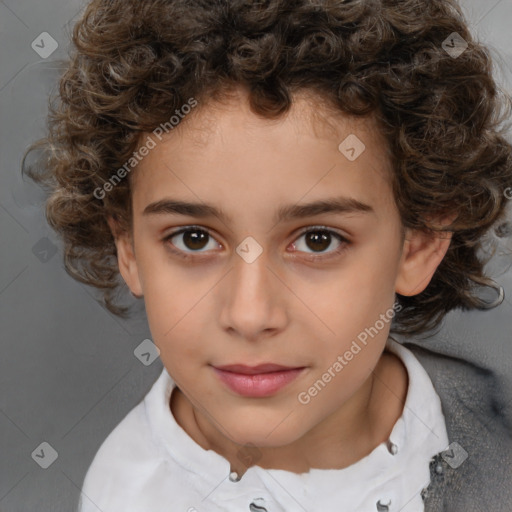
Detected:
left=140, top=277, right=212, bottom=368
left=136, top=251, right=195, bottom=329
left=298, top=261, right=395, bottom=340
left=343, top=239, right=401, bottom=308
left=296, top=257, right=399, bottom=380
left=151, top=323, right=206, bottom=387
left=157, top=339, right=196, bottom=377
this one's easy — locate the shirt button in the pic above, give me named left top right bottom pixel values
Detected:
left=435, top=464, right=444, bottom=475
left=386, top=440, right=398, bottom=455
left=376, top=498, right=392, bottom=511
left=249, top=498, right=268, bottom=512
left=228, top=471, right=240, bottom=482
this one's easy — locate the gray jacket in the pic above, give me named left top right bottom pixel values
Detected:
left=404, top=341, right=512, bottom=512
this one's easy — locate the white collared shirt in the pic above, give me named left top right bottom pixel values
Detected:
left=79, top=339, right=449, bottom=512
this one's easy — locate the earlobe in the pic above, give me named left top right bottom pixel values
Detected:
left=107, top=217, right=144, bottom=297
left=395, top=227, right=453, bottom=297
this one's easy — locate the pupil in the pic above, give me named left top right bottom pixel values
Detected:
left=306, top=231, right=330, bottom=252
left=184, top=230, right=208, bottom=250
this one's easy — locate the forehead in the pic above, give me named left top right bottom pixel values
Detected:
left=130, top=87, right=396, bottom=218
left=138, top=87, right=389, bottom=155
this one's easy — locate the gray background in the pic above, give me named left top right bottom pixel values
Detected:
left=1, top=0, right=512, bottom=511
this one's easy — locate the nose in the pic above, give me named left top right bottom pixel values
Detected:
left=219, top=245, right=288, bottom=342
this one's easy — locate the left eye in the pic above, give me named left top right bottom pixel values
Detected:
left=292, top=228, right=347, bottom=255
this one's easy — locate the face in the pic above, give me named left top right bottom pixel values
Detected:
left=113, top=87, right=449, bottom=448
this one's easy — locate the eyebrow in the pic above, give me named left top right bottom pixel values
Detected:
left=142, top=196, right=375, bottom=224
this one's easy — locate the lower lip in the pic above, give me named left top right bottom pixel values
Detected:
left=212, top=367, right=305, bottom=398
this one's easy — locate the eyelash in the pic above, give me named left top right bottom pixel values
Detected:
left=162, top=225, right=351, bottom=262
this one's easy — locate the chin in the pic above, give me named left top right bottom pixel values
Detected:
left=224, top=416, right=308, bottom=449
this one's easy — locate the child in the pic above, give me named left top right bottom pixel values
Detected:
left=24, top=0, right=512, bottom=510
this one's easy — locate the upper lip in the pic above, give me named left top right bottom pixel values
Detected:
left=213, top=364, right=304, bottom=375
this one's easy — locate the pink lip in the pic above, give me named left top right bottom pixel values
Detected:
left=212, top=364, right=306, bottom=398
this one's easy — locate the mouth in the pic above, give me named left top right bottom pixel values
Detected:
left=211, top=363, right=307, bottom=398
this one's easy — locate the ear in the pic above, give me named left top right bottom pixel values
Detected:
left=395, top=219, right=454, bottom=297
left=107, top=217, right=143, bottom=297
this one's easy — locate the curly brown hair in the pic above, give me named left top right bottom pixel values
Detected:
left=23, top=0, right=512, bottom=338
